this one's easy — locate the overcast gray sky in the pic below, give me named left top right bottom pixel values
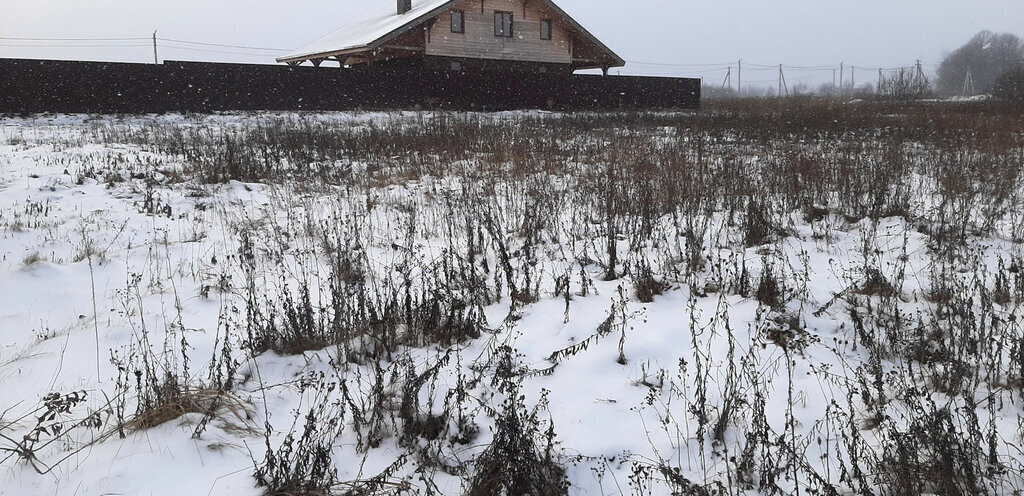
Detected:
left=2, top=0, right=1022, bottom=89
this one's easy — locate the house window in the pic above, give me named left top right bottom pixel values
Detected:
left=451, top=10, right=465, bottom=33
left=494, top=11, right=513, bottom=37
left=540, top=19, right=552, bottom=40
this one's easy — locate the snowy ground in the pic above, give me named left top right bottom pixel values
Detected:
left=1, top=110, right=1022, bottom=495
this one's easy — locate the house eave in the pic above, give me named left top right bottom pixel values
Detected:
left=277, top=1, right=459, bottom=64
left=276, top=45, right=372, bottom=64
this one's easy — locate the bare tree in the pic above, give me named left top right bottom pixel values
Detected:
left=994, top=66, right=1024, bottom=101
left=877, top=69, right=932, bottom=101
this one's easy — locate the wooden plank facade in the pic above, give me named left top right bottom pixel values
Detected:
left=425, top=0, right=572, bottom=65
left=278, top=0, right=624, bottom=74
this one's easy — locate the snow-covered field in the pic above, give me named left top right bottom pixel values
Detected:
left=1, top=107, right=1023, bottom=495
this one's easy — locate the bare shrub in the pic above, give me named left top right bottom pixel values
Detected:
left=254, top=377, right=342, bottom=496
left=877, top=69, right=933, bottom=101
left=468, top=348, right=568, bottom=496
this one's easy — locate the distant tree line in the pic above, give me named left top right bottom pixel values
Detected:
left=994, top=67, right=1024, bottom=101
left=937, top=31, right=1024, bottom=99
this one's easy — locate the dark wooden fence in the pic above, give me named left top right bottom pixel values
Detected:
left=0, top=58, right=700, bottom=114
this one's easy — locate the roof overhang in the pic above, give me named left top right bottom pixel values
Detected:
left=277, top=1, right=457, bottom=64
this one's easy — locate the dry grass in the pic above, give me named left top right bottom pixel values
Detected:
left=125, top=389, right=252, bottom=432
left=22, top=251, right=43, bottom=267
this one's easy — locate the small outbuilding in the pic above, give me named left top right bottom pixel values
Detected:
left=277, top=0, right=625, bottom=75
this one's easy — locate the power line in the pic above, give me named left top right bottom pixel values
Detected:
left=783, top=64, right=839, bottom=70
left=0, top=36, right=149, bottom=41
left=638, top=67, right=732, bottom=76
left=158, top=44, right=279, bottom=57
left=0, top=37, right=944, bottom=71
left=157, top=38, right=288, bottom=52
left=0, top=35, right=288, bottom=52
left=626, top=60, right=737, bottom=68
left=0, top=43, right=151, bottom=48
left=0, top=35, right=945, bottom=83
left=624, top=60, right=943, bottom=75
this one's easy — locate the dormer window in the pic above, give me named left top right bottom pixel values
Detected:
left=494, top=11, right=513, bottom=38
left=540, top=19, right=552, bottom=40
left=451, top=10, right=465, bottom=33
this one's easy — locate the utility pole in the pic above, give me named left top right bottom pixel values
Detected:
left=780, top=65, right=789, bottom=97
left=851, top=66, right=855, bottom=89
left=840, top=62, right=844, bottom=94
left=722, top=66, right=732, bottom=90
left=878, top=68, right=883, bottom=93
left=738, top=59, right=742, bottom=97
left=963, top=67, right=975, bottom=96
left=153, top=31, right=159, bottom=64
left=779, top=64, right=783, bottom=97
left=916, top=60, right=924, bottom=86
